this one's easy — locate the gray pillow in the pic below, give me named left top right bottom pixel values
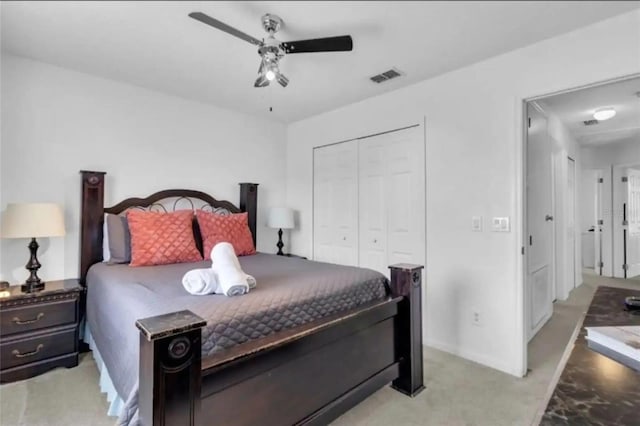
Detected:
left=106, top=213, right=131, bottom=264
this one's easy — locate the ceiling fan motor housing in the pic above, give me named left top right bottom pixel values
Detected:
left=262, top=14, right=283, bottom=34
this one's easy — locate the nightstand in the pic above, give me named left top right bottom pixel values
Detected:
left=0, top=279, right=82, bottom=384
left=283, top=253, right=307, bottom=260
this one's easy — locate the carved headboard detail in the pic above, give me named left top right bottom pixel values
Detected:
left=79, top=170, right=258, bottom=285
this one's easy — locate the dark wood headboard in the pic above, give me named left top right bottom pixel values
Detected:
left=79, top=170, right=258, bottom=285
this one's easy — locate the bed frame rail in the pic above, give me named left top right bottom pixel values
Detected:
left=135, top=264, right=424, bottom=426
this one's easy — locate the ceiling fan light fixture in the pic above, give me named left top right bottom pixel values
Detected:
left=593, top=107, right=616, bottom=121
left=189, top=11, right=354, bottom=89
left=276, top=72, right=289, bottom=88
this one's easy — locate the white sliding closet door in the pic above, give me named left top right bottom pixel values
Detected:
left=359, top=126, right=425, bottom=276
left=359, top=136, right=388, bottom=273
left=386, top=127, right=425, bottom=267
left=314, top=125, right=424, bottom=274
left=313, top=141, right=359, bottom=266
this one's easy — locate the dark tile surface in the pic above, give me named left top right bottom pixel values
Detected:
left=136, top=310, right=206, bottom=341
left=541, top=286, right=640, bottom=426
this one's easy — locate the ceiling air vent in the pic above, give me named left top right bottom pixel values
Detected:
left=583, top=119, right=599, bottom=126
left=370, top=68, right=403, bottom=83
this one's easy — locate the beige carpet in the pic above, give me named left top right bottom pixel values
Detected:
left=1, top=271, right=636, bottom=426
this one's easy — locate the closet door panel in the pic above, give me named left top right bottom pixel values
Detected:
left=313, top=141, right=358, bottom=266
left=333, top=141, right=359, bottom=266
left=313, top=147, right=332, bottom=262
left=386, top=127, right=425, bottom=266
left=359, top=140, right=388, bottom=275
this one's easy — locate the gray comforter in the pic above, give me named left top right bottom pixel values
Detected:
left=86, top=253, right=388, bottom=425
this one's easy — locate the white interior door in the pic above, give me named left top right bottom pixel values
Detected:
left=383, top=126, right=425, bottom=268
left=526, top=104, right=553, bottom=341
left=612, top=165, right=640, bottom=278
left=359, top=136, right=388, bottom=275
left=625, top=168, right=640, bottom=278
left=566, top=157, right=576, bottom=288
left=595, top=170, right=604, bottom=275
left=358, top=126, right=425, bottom=277
left=313, top=146, right=334, bottom=263
left=313, top=141, right=359, bottom=266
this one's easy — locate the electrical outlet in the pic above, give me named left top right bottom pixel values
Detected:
left=472, top=310, right=483, bottom=327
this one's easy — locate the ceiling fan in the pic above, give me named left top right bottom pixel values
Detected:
left=189, top=12, right=353, bottom=88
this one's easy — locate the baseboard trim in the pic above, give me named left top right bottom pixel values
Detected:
left=424, top=338, right=518, bottom=377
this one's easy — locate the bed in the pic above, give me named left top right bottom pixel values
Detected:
left=79, top=170, right=424, bottom=426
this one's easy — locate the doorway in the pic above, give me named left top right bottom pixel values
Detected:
left=523, top=74, right=640, bottom=373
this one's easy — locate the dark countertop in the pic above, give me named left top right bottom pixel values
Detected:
left=540, top=286, right=640, bottom=426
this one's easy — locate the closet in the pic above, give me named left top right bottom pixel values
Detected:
left=312, top=125, right=425, bottom=277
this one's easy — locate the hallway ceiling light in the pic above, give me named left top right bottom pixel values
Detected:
left=593, top=107, right=616, bottom=121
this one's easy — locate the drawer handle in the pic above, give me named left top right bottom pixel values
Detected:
left=12, top=344, right=44, bottom=359
left=12, top=313, right=45, bottom=325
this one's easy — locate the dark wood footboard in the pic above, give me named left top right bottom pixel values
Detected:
left=136, top=264, right=424, bottom=426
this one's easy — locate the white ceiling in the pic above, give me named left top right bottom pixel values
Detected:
left=2, top=1, right=639, bottom=123
left=539, top=77, right=640, bottom=146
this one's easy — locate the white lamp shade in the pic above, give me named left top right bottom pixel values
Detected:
left=1, top=203, right=66, bottom=239
left=267, top=207, right=294, bottom=229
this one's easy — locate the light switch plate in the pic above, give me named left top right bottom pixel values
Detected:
left=492, top=217, right=510, bottom=232
left=472, top=216, right=482, bottom=232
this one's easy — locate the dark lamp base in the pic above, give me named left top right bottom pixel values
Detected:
left=21, top=282, right=45, bottom=293
left=22, top=237, right=44, bottom=293
left=276, top=228, right=285, bottom=256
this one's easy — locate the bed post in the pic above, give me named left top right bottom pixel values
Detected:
left=136, top=310, right=206, bottom=426
left=79, top=170, right=106, bottom=285
left=389, top=263, right=425, bottom=397
left=239, top=183, right=259, bottom=246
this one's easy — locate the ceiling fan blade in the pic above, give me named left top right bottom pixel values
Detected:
left=189, top=12, right=263, bottom=46
left=282, top=35, right=352, bottom=54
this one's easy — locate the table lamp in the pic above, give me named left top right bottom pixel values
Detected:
left=1, top=203, right=66, bottom=292
left=267, top=207, right=294, bottom=255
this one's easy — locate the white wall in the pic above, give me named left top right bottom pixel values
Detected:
left=286, top=10, right=640, bottom=377
left=0, top=54, right=287, bottom=282
left=581, top=138, right=640, bottom=169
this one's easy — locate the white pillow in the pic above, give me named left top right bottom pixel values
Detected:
left=103, top=213, right=111, bottom=262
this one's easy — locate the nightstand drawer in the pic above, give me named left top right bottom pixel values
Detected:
left=0, top=327, right=77, bottom=370
left=0, top=299, right=77, bottom=336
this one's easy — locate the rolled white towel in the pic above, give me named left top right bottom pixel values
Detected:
left=182, top=268, right=218, bottom=295
left=246, top=274, right=256, bottom=289
left=211, top=243, right=250, bottom=297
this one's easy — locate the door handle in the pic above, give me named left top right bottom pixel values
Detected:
left=545, top=215, right=554, bottom=222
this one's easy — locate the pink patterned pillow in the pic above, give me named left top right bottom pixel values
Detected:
left=196, top=211, right=256, bottom=259
left=127, top=210, right=202, bottom=267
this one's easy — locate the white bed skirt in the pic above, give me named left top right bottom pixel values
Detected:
left=84, top=323, right=125, bottom=418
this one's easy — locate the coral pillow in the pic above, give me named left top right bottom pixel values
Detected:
left=196, top=211, right=256, bottom=259
left=127, top=210, right=202, bottom=267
